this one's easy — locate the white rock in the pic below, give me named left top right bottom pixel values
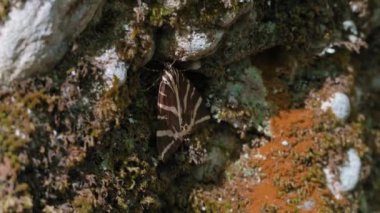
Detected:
left=343, top=20, right=358, bottom=35
left=157, top=28, right=224, bottom=61
left=94, top=47, right=128, bottom=88
left=348, top=34, right=359, bottom=43
left=323, top=148, right=361, bottom=200
left=0, top=0, right=105, bottom=84
left=281, top=140, right=289, bottom=146
left=318, top=44, right=336, bottom=56
left=350, top=3, right=360, bottom=13
left=175, top=30, right=224, bottom=61
left=321, top=92, right=351, bottom=121
left=297, top=199, right=315, bottom=211
left=158, top=0, right=188, bottom=10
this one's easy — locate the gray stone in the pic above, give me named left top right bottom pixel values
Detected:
left=0, top=0, right=105, bottom=84
left=93, top=47, right=128, bottom=89
left=210, top=61, right=270, bottom=136
left=323, top=148, right=361, bottom=200
left=158, top=28, right=224, bottom=61
left=217, top=1, right=253, bottom=28
left=321, top=92, right=351, bottom=121
left=158, top=0, right=188, bottom=10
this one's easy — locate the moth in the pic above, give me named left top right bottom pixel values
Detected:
left=156, top=66, right=210, bottom=161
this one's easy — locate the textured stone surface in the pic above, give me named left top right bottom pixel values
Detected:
left=157, top=28, right=224, bottom=61
left=321, top=92, right=351, bottom=121
left=94, top=47, right=128, bottom=88
left=0, top=0, right=105, bottom=83
left=324, top=148, right=362, bottom=200
left=158, top=0, right=189, bottom=10
left=0, top=0, right=377, bottom=212
left=210, top=61, right=270, bottom=137
left=155, top=0, right=253, bottom=62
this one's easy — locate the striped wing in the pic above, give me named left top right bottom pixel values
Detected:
left=157, top=67, right=210, bottom=161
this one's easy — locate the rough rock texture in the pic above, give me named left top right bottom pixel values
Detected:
left=94, top=47, right=129, bottom=88
left=191, top=64, right=369, bottom=212
left=324, top=148, right=362, bottom=200
left=321, top=92, right=351, bottom=121
left=0, top=0, right=379, bottom=212
left=0, top=0, right=105, bottom=83
left=154, top=0, right=254, bottom=62
left=210, top=61, right=270, bottom=137
left=157, top=28, right=224, bottom=61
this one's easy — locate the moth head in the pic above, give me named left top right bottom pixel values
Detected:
left=180, top=123, right=189, bottom=132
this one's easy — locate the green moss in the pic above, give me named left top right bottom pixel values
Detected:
left=0, top=0, right=9, bottom=22
left=148, top=5, right=175, bottom=27
left=0, top=88, right=50, bottom=211
left=261, top=203, right=279, bottom=212
left=275, top=179, right=297, bottom=194
left=218, top=62, right=270, bottom=130
left=189, top=0, right=247, bottom=27
left=288, top=197, right=302, bottom=205
left=0, top=55, right=158, bottom=211
left=72, top=189, right=95, bottom=212
left=94, top=78, right=130, bottom=134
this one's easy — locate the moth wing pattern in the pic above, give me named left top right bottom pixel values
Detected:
left=156, top=68, right=182, bottom=161
left=156, top=67, right=210, bottom=161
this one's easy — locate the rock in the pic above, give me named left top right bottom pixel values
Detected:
left=199, top=14, right=280, bottom=75
left=281, top=140, right=289, bottom=146
left=371, top=74, right=380, bottom=92
left=297, top=199, right=315, bottom=211
left=343, top=20, right=358, bottom=35
left=158, top=28, right=224, bottom=61
left=217, top=2, right=254, bottom=28
left=193, top=147, right=226, bottom=182
left=155, top=0, right=255, bottom=62
left=93, top=47, right=128, bottom=89
left=193, top=132, right=238, bottom=182
left=157, top=0, right=189, bottom=10
left=319, top=44, right=336, bottom=56
left=0, top=0, right=105, bottom=84
left=323, top=148, right=362, bottom=200
left=321, top=92, right=351, bottom=121
left=210, top=61, right=270, bottom=136
left=119, top=23, right=155, bottom=69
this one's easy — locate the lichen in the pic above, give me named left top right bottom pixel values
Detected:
left=0, top=55, right=159, bottom=211
left=0, top=0, right=9, bottom=23
left=0, top=82, right=56, bottom=211
left=210, top=60, right=270, bottom=137
left=0, top=0, right=378, bottom=212
left=148, top=5, right=176, bottom=27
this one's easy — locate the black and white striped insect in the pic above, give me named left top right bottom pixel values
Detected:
left=156, top=66, right=210, bottom=161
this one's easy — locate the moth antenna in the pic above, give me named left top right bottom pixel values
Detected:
left=169, top=60, right=177, bottom=67
left=142, top=75, right=161, bottom=92
left=141, top=65, right=163, bottom=92
left=163, top=60, right=177, bottom=70
left=142, top=66, right=161, bottom=73
left=141, top=60, right=176, bottom=92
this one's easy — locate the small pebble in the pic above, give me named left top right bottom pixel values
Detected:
left=281, top=140, right=289, bottom=146
left=323, top=148, right=361, bottom=200
left=321, top=92, right=351, bottom=121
